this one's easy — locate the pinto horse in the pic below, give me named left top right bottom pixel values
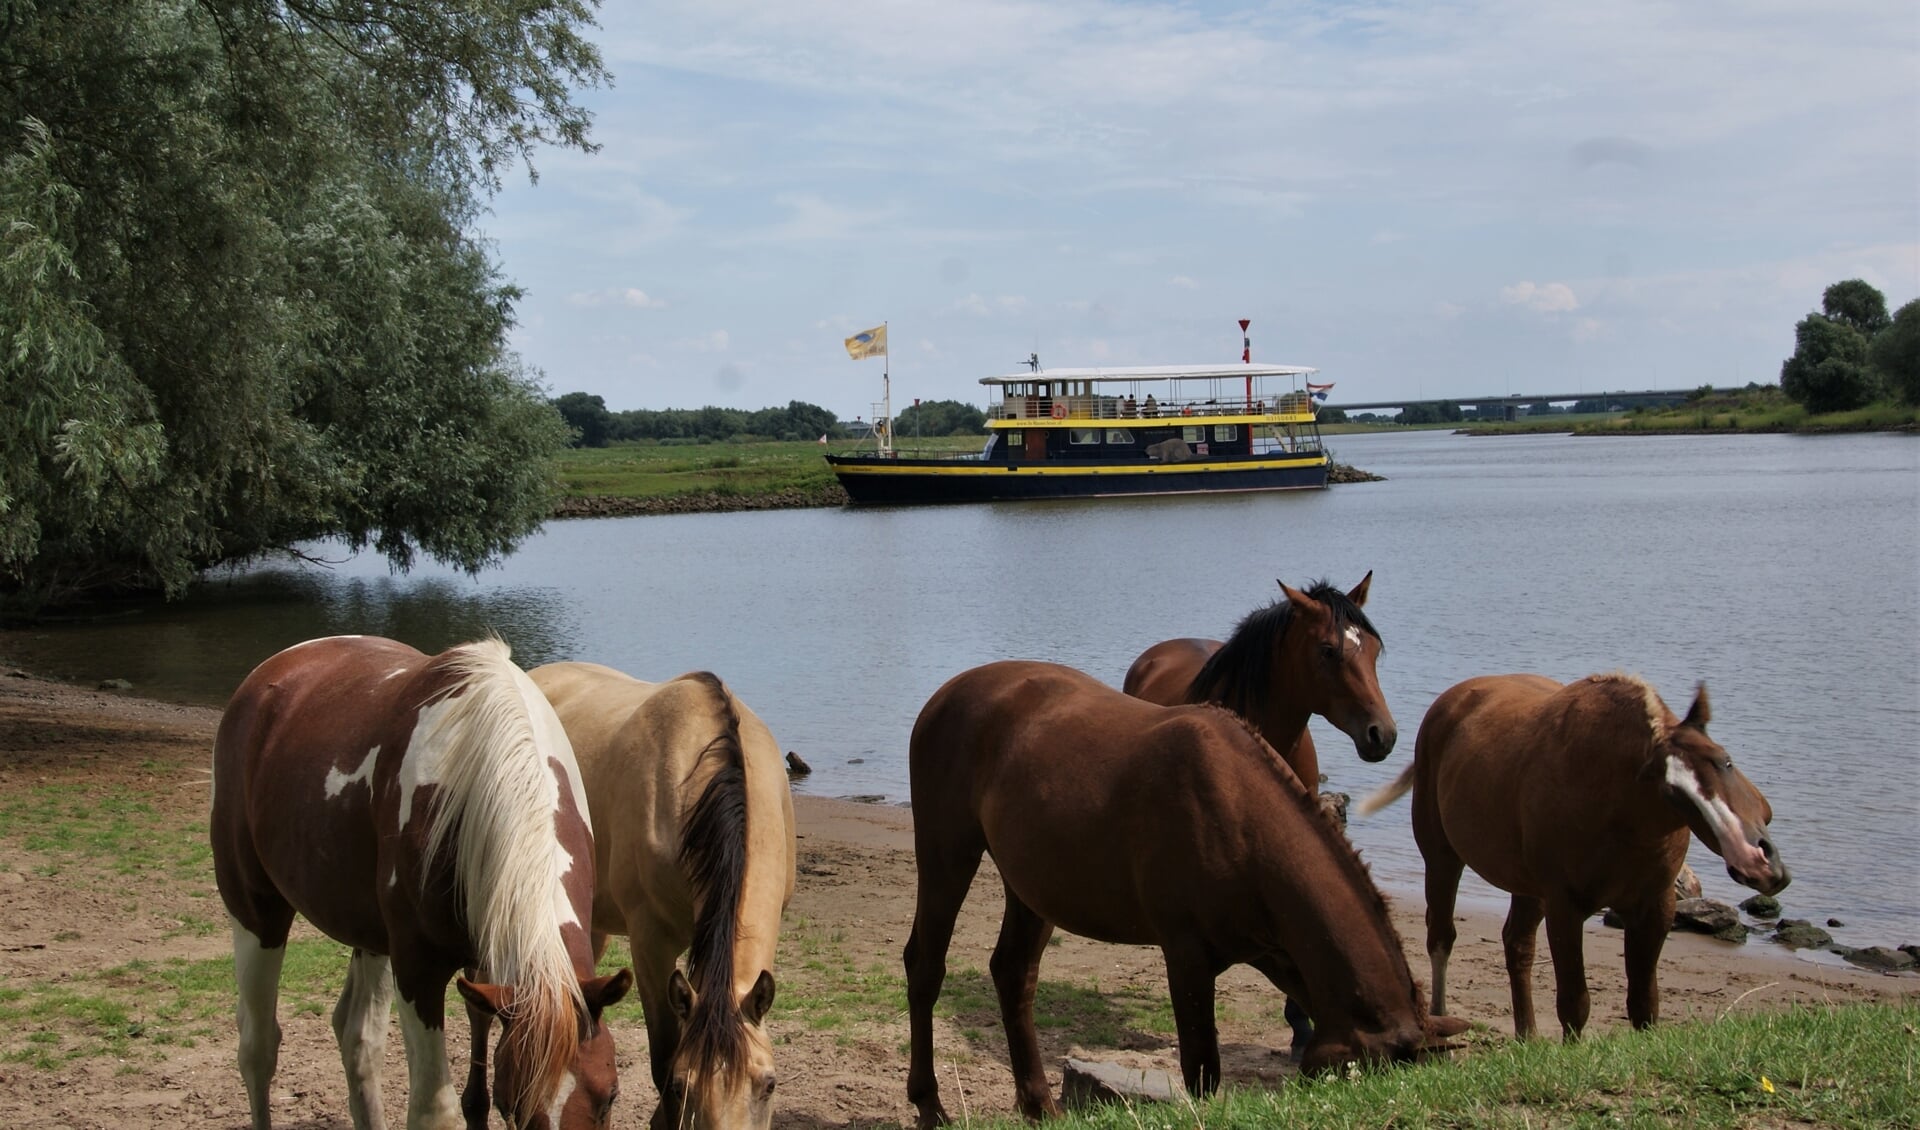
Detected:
left=1122, top=573, right=1397, bottom=795
left=513, top=662, right=797, bottom=1130
left=904, top=661, right=1463, bottom=1127
left=1360, top=673, right=1789, bottom=1040
left=211, top=636, right=632, bottom=1130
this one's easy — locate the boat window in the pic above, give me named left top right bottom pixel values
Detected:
left=1068, top=428, right=1102, bottom=445
left=1005, top=431, right=1023, bottom=447
left=1213, top=425, right=1238, bottom=442
left=1182, top=426, right=1204, bottom=443
left=1104, top=429, right=1134, bottom=444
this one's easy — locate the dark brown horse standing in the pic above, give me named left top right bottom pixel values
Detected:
left=1361, top=673, right=1789, bottom=1040
left=1122, top=572, right=1397, bottom=796
left=904, top=661, right=1463, bottom=1127
left=211, top=636, right=632, bottom=1130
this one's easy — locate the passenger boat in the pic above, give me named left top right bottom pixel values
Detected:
left=825, top=361, right=1329, bottom=504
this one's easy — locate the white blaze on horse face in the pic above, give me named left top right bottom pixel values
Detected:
left=1343, top=626, right=1363, bottom=652
left=1664, top=754, right=1752, bottom=860
left=396, top=698, right=461, bottom=831
left=545, top=1068, right=578, bottom=1128
left=325, top=746, right=380, bottom=799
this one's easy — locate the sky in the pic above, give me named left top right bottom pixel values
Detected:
left=483, top=0, right=1918, bottom=419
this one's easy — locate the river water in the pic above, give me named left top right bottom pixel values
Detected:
left=5, top=430, right=1917, bottom=942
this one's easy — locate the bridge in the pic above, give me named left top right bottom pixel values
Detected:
left=1326, top=388, right=1698, bottom=416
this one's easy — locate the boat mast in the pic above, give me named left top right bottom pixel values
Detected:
left=881, top=320, right=892, bottom=457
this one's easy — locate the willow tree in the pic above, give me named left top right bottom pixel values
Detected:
left=0, top=0, right=606, bottom=610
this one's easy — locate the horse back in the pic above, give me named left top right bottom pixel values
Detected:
left=1121, top=638, right=1220, bottom=705
left=211, top=636, right=442, bottom=951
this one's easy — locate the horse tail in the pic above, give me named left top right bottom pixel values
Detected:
left=1356, top=761, right=1416, bottom=817
left=677, top=672, right=751, bottom=1078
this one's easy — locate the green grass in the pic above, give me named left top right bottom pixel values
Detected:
left=0, top=782, right=210, bottom=882
left=552, top=434, right=984, bottom=506
left=952, top=1001, right=1919, bottom=1129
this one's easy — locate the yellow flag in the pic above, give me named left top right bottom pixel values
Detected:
left=844, top=325, right=887, bottom=359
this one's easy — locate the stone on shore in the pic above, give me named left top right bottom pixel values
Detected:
left=1739, top=893, right=1781, bottom=919
left=1062, top=1058, right=1184, bottom=1109
left=1673, top=864, right=1703, bottom=902
left=1837, top=946, right=1916, bottom=973
left=1672, top=898, right=1748, bottom=942
left=1772, top=919, right=1833, bottom=950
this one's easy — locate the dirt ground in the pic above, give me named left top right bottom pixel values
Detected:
left=0, top=670, right=1912, bottom=1129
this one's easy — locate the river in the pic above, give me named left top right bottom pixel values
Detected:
left=4, top=430, right=1916, bottom=942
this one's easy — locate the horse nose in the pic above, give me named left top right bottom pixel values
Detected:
left=1366, top=723, right=1397, bottom=761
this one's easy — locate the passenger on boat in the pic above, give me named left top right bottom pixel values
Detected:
left=1123, top=395, right=1138, bottom=417
left=1143, top=395, right=1159, bottom=417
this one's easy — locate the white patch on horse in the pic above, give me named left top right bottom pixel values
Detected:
left=545, top=1067, right=578, bottom=1127
left=1665, top=754, right=1745, bottom=853
left=1343, top=626, right=1362, bottom=651
left=396, top=697, right=461, bottom=831
left=551, top=845, right=579, bottom=927
left=382, top=666, right=410, bottom=682
left=325, top=746, right=380, bottom=799
left=395, top=994, right=463, bottom=1127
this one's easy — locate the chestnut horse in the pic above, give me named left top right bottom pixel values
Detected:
left=211, top=636, right=632, bottom=1130
left=1122, top=573, right=1397, bottom=795
left=904, top=661, right=1464, bottom=1127
left=507, top=662, right=797, bottom=1130
left=1360, top=673, right=1789, bottom=1040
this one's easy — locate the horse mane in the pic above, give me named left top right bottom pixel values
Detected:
left=676, top=671, right=752, bottom=1080
left=1580, top=672, right=1670, bottom=747
left=1198, top=703, right=1426, bottom=1017
left=417, top=639, right=583, bottom=1120
left=1185, top=580, right=1382, bottom=712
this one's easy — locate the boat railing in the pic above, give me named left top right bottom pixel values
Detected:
left=989, top=392, right=1315, bottom=422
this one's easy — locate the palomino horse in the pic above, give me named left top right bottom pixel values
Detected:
left=904, top=661, right=1464, bottom=1127
left=507, top=662, right=797, bottom=1130
left=1122, top=573, right=1397, bottom=795
left=1360, top=673, right=1789, bottom=1040
left=211, top=636, right=632, bottom=1130
left=1123, top=573, right=1395, bottom=1054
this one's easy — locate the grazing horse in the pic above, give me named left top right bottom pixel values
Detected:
left=1122, top=573, right=1397, bottom=796
left=211, top=636, right=632, bottom=1130
left=904, top=661, right=1464, bottom=1128
left=1360, top=673, right=1790, bottom=1040
left=512, top=662, right=797, bottom=1130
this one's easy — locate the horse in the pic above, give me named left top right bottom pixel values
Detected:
left=510, top=662, right=798, bottom=1130
left=1359, top=673, right=1790, bottom=1040
left=1122, top=573, right=1397, bottom=797
left=903, top=660, right=1465, bottom=1127
left=210, top=636, right=633, bottom=1130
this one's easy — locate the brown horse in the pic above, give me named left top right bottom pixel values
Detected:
left=1122, top=573, right=1396, bottom=796
left=510, top=662, right=797, bottom=1130
left=1360, top=673, right=1790, bottom=1040
left=212, top=637, right=632, bottom=1130
left=904, top=661, right=1464, bottom=1127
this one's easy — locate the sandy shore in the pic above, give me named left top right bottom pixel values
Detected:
left=0, top=668, right=1911, bottom=1128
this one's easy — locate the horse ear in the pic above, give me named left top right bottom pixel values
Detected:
left=1427, top=1013, right=1471, bottom=1039
left=1347, top=570, right=1374, bottom=607
left=583, top=968, right=633, bottom=1019
left=743, top=970, right=776, bottom=1025
left=1682, top=682, right=1711, bottom=731
left=457, top=976, right=513, bottom=1020
left=1277, top=580, right=1311, bottom=608
left=668, top=968, right=695, bottom=1023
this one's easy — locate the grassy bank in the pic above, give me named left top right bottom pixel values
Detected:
left=1323, top=391, right=1920, bottom=437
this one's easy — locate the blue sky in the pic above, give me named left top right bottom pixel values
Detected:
left=485, top=0, right=1917, bottom=418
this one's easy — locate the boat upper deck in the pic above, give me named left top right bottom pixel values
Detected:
left=979, top=363, right=1322, bottom=428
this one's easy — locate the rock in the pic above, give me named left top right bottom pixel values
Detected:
left=1901, top=944, right=1920, bottom=965
left=1739, top=893, right=1781, bottom=919
left=1772, top=919, right=1833, bottom=950
left=1062, top=1058, right=1183, bottom=1109
left=1827, top=918, right=1845, bottom=928
left=1673, top=864, right=1703, bottom=902
left=98, top=678, right=133, bottom=691
left=846, top=757, right=865, bottom=765
left=1840, top=946, right=1916, bottom=973
left=784, top=751, right=812, bottom=777
left=1601, top=907, right=1626, bottom=929
left=1318, top=791, right=1350, bottom=830
left=1672, top=898, right=1747, bottom=942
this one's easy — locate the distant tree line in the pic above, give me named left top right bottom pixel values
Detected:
left=893, top=400, right=988, bottom=437
left=1780, top=280, right=1920, bottom=412
left=551, top=394, right=847, bottom=446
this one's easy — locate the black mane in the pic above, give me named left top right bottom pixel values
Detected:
left=1184, top=580, right=1382, bottom=714
left=676, top=671, right=750, bottom=1075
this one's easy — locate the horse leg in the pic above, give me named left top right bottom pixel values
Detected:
left=231, top=921, right=288, bottom=1130
left=1415, top=819, right=1465, bottom=1016
left=1248, top=955, right=1312, bottom=1061
left=1501, top=895, right=1546, bottom=1040
left=458, top=965, right=491, bottom=1130
left=1620, top=896, right=1676, bottom=1030
left=1542, top=899, right=1592, bottom=1039
left=903, top=837, right=984, bottom=1130
left=392, top=972, right=466, bottom=1130
left=1161, top=945, right=1222, bottom=1097
left=626, top=922, right=686, bottom=1130
left=332, top=949, right=397, bottom=1130
left=988, top=883, right=1061, bottom=1121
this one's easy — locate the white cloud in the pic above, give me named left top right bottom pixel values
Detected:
left=1501, top=281, right=1580, bottom=313
left=567, top=288, right=669, bottom=309
left=951, top=293, right=1029, bottom=316
left=679, top=330, right=731, bottom=353
left=1169, top=275, right=1199, bottom=290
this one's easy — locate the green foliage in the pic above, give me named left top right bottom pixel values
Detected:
left=894, top=398, right=988, bottom=436
left=553, top=391, right=614, bottom=448
left=0, top=0, right=601, bottom=608
left=1821, top=278, right=1891, bottom=337
left=1871, top=299, right=1920, bottom=406
left=1780, top=313, right=1877, bottom=413
left=606, top=400, right=845, bottom=443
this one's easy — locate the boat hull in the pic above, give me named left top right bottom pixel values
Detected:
left=826, top=455, right=1328, bottom=505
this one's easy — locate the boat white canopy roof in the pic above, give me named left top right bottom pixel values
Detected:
left=980, top=363, right=1317, bottom=385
